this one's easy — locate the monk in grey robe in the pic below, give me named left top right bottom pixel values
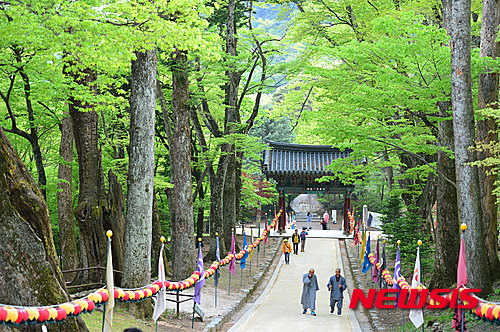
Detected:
left=327, top=268, right=347, bottom=315
left=301, top=268, right=319, bottom=316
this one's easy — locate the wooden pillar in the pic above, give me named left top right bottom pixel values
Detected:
left=343, top=192, right=351, bottom=234
left=278, top=190, right=286, bottom=233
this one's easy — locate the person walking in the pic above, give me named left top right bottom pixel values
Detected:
left=301, top=268, right=319, bottom=316
left=306, top=212, right=313, bottom=230
left=282, top=239, right=292, bottom=264
left=300, top=228, right=308, bottom=252
left=291, top=229, right=300, bottom=255
left=327, top=268, right=347, bottom=315
left=321, top=211, right=329, bottom=230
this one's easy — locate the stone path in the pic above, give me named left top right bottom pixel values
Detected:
left=228, top=238, right=362, bottom=332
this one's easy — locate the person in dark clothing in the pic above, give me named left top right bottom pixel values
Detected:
left=291, top=229, right=300, bottom=254
left=327, top=268, right=347, bottom=315
left=300, top=228, right=308, bottom=252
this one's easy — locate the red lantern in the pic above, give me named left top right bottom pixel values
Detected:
left=85, top=300, right=95, bottom=312
left=100, top=291, right=109, bottom=302
left=0, top=307, right=7, bottom=321
left=122, top=292, right=130, bottom=301
left=73, top=303, right=82, bottom=315
left=37, top=308, right=50, bottom=322
left=55, top=308, right=67, bottom=321
left=486, top=305, right=495, bottom=321
left=15, top=309, right=29, bottom=324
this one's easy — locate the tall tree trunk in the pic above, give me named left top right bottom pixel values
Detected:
left=191, top=104, right=223, bottom=259
left=171, top=50, right=195, bottom=279
left=222, top=0, right=242, bottom=248
left=57, top=113, right=79, bottom=282
left=477, top=0, right=500, bottom=281
left=235, top=155, right=242, bottom=228
left=123, top=49, right=157, bottom=290
left=208, top=155, right=228, bottom=258
left=67, top=66, right=108, bottom=284
left=0, top=128, right=86, bottom=331
left=431, top=113, right=460, bottom=288
left=450, top=0, right=492, bottom=294
left=196, top=182, right=205, bottom=240
left=105, top=169, right=125, bottom=286
left=223, top=152, right=237, bottom=250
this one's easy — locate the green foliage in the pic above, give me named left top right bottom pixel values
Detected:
left=240, top=173, right=277, bottom=221
left=381, top=196, right=434, bottom=279
left=249, top=116, right=296, bottom=143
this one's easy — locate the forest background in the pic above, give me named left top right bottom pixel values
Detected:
left=0, top=0, right=498, bottom=324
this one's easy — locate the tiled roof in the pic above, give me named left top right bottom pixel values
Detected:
left=262, top=141, right=352, bottom=176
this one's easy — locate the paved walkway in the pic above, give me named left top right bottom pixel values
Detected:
left=237, top=225, right=383, bottom=239
left=228, top=238, right=362, bottom=332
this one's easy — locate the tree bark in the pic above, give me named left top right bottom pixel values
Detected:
left=171, top=50, right=195, bottom=279
left=209, top=157, right=228, bottom=256
left=450, top=0, right=492, bottom=294
left=223, top=152, right=237, bottom=249
left=67, top=66, right=108, bottom=284
left=431, top=114, right=460, bottom=288
left=222, top=0, right=242, bottom=249
left=476, top=0, right=500, bottom=281
left=123, top=49, right=157, bottom=290
left=105, top=169, right=125, bottom=286
left=57, top=113, right=79, bottom=282
left=0, top=128, right=86, bottom=331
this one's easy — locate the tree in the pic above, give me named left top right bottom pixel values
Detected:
left=450, top=0, right=492, bottom=293
left=57, top=113, right=79, bottom=281
left=0, top=128, right=85, bottom=331
left=1, top=46, right=48, bottom=198
left=170, top=50, right=195, bottom=279
left=66, top=64, right=109, bottom=283
left=123, top=49, right=157, bottom=294
left=476, top=0, right=500, bottom=281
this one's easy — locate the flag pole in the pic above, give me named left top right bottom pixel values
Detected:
left=397, top=239, right=404, bottom=332
left=417, top=239, right=423, bottom=332
left=192, top=239, right=202, bottom=329
left=102, top=230, right=114, bottom=332
left=460, top=223, right=467, bottom=332
left=215, top=233, right=219, bottom=308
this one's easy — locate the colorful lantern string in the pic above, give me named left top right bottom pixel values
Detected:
left=0, top=211, right=282, bottom=327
